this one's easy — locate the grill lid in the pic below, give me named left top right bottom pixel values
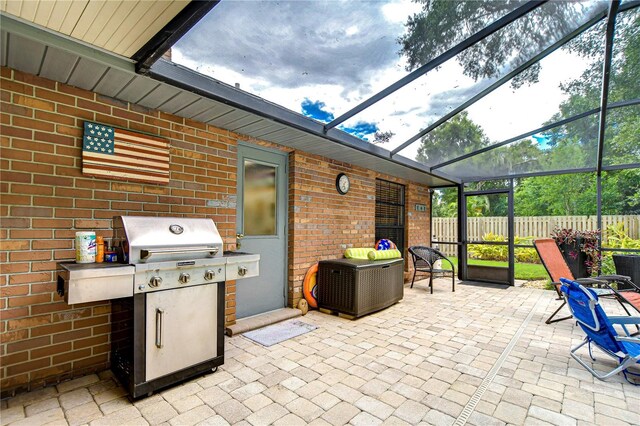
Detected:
left=113, top=216, right=223, bottom=263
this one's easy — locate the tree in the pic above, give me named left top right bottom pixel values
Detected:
left=416, top=111, right=488, bottom=165
left=406, top=2, right=639, bottom=217
left=399, top=1, right=586, bottom=88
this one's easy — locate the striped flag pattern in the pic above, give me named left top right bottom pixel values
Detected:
left=82, top=122, right=170, bottom=185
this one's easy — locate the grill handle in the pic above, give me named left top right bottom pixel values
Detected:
left=155, top=308, right=164, bottom=348
left=140, top=247, right=219, bottom=260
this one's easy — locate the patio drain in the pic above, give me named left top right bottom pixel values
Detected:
left=453, top=292, right=546, bottom=426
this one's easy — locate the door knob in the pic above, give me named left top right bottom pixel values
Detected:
left=236, top=233, right=244, bottom=250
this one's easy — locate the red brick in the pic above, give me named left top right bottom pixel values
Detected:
left=32, top=218, right=73, bottom=228
left=7, top=358, right=51, bottom=376
left=33, top=152, right=75, bottom=166
left=1, top=329, right=29, bottom=343
left=32, top=342, right=72, bottom=360
left=7, top=336, right=51, bottom=353
left=1, top=194, right=31, bottom=205
left=12, top=137, right=54, bottom=153
left=35, top=88, right=75, bottom=105
left=1, top=79, right=33, bottom=95
left=34, top=110, right=76, bottom=126
left=9, top=229, right=52, bottom=239
left=31, top=282, right=56, bottom=293
left=73, top=353, right=107, bottom=369
left=0, top=170, right=31, bottom=183
left=30, top=322, right=72, bottom=338
left=52, top=328, right=92, bottom=344
left=33, top=130, right=75, bottom=146
left=31, top=239, right=72, bottom=250
left=8, top=251, right=51, bottom=263
left=31, top=302, right=73, bottom=315
left=0, top=148, right=32, bottom=161
left=0, top=262, right=29, bottom=274
left=10, top=184, right=53, bottom=195
left=0, top=218, right=30, bottom=229
left=13, top=116, right=55, bottom=132
left=12, top=70, right=56, bottom=90
left=55, top=187, right=91, bottom=198
left=13, top=94, right=55, bottom=111
left=7, top=294, right=52, bottom=308
left=32, top=197, right=74, bottom=208
left=1, top=240, right=30, bottom=251
left=0, top=285, right=30, bottom=297
left=3, top=351, right=29, bottom=366
left=73, top=334, right=108, bottom=350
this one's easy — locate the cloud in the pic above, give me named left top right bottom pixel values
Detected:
left=175, top=1, right=410, bottom=92
left=301, top=99, right=334, bottom=123
left=340, top=122, right=379, bottom=140
left=421, top=78, right=496, bottom=119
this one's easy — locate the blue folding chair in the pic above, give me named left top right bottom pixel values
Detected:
left=560, top=278, right=640, bottom=385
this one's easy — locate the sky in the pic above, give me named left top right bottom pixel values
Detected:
left=172, top=0, right=600, bottom=164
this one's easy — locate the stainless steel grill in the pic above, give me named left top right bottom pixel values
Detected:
left=57, top=216, right=260, bottom=399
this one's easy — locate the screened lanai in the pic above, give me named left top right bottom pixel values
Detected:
left=1, top=0, right=637, bottom=283
left=165, top=0, right=640, bottom=285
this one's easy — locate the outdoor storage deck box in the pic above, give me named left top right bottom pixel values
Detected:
left=317, top=258, right=404, bottom=318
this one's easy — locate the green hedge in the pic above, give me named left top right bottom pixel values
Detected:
left=468, top=233, right=541, bottom=263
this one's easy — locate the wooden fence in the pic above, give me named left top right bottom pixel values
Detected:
left=432, top=215, right=640, bottom=256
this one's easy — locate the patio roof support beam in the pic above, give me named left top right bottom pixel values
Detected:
left=457, top=184, right=466, bottom=282
left=390, top=11, right=607, bottom=158
left=133, top=1, right=220, bottom=74
left=460, top=162, right=640, bottom=183
left=597, top=173, right=603, bottom=264
left=322, top=1, right=547, bottom=133
left=430, top=98, right=640, bottom=171
left=596, top=0, right=620, bottom=176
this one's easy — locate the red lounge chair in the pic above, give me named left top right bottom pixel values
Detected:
left=534, top=238, right=640, bottom=324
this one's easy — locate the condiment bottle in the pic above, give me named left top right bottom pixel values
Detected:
left=96, top=236, right=104, bottom=263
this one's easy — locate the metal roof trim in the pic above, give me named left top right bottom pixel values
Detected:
left=148, top=59, right=459, bottom=185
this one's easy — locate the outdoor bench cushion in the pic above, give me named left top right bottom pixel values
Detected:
left=344, top=248, right=375, bottom=259
left=368, top=249, right=402, bottom=260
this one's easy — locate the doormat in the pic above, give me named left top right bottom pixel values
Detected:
left=242, top=320, right=317, bottom=347
left=459, top=280, right=510, bottom=289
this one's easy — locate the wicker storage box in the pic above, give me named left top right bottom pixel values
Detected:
left=317, top=258, right=404, bottom=318
left=613, top=254, right=640, bottom=290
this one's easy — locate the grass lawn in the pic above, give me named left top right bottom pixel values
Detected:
left=441, top=257, right=550, bottom=281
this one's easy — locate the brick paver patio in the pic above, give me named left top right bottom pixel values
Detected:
left=2, top=280, right=639, bottom=425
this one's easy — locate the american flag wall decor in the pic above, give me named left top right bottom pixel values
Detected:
left=82, top=122, right=170, bottom=185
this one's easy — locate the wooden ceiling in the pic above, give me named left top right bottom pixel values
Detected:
left=0, top=0, right=189, bottom=57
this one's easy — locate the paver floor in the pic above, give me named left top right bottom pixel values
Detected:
left=2, top=280, right=639, bottom=425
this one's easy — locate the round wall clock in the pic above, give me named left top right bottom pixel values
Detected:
left=336, top=173, right=350, bottom=195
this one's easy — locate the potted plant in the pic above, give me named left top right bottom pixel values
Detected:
left=551, top=228, right=601, bottom=278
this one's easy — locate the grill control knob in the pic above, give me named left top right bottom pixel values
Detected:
left=178, top=273, right=191, bottom=284
left=204, top=270, right=215, bottom=281
left=149, top=276, right=162, bottom=288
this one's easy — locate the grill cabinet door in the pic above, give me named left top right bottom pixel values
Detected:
left=145, top=284, right=218, bottom=381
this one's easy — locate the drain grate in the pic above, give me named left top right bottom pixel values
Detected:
left=454, top=293, right=545, bottom=426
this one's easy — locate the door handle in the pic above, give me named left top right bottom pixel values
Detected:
left=155, top=308, right=164, bottom=348
left=236, top=233, right=244, bottom=250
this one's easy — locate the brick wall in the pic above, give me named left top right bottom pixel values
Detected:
left=0, top=67, right=241, bottom=395
left=287, top=152, right=431, bottom=308
left=0, top=66, right=431, bottom=396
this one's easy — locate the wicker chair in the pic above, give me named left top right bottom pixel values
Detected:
left=408, top=246, right=455, bottom=294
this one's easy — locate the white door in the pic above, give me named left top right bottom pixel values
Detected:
left=236, top=143, right=288, bottom=318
